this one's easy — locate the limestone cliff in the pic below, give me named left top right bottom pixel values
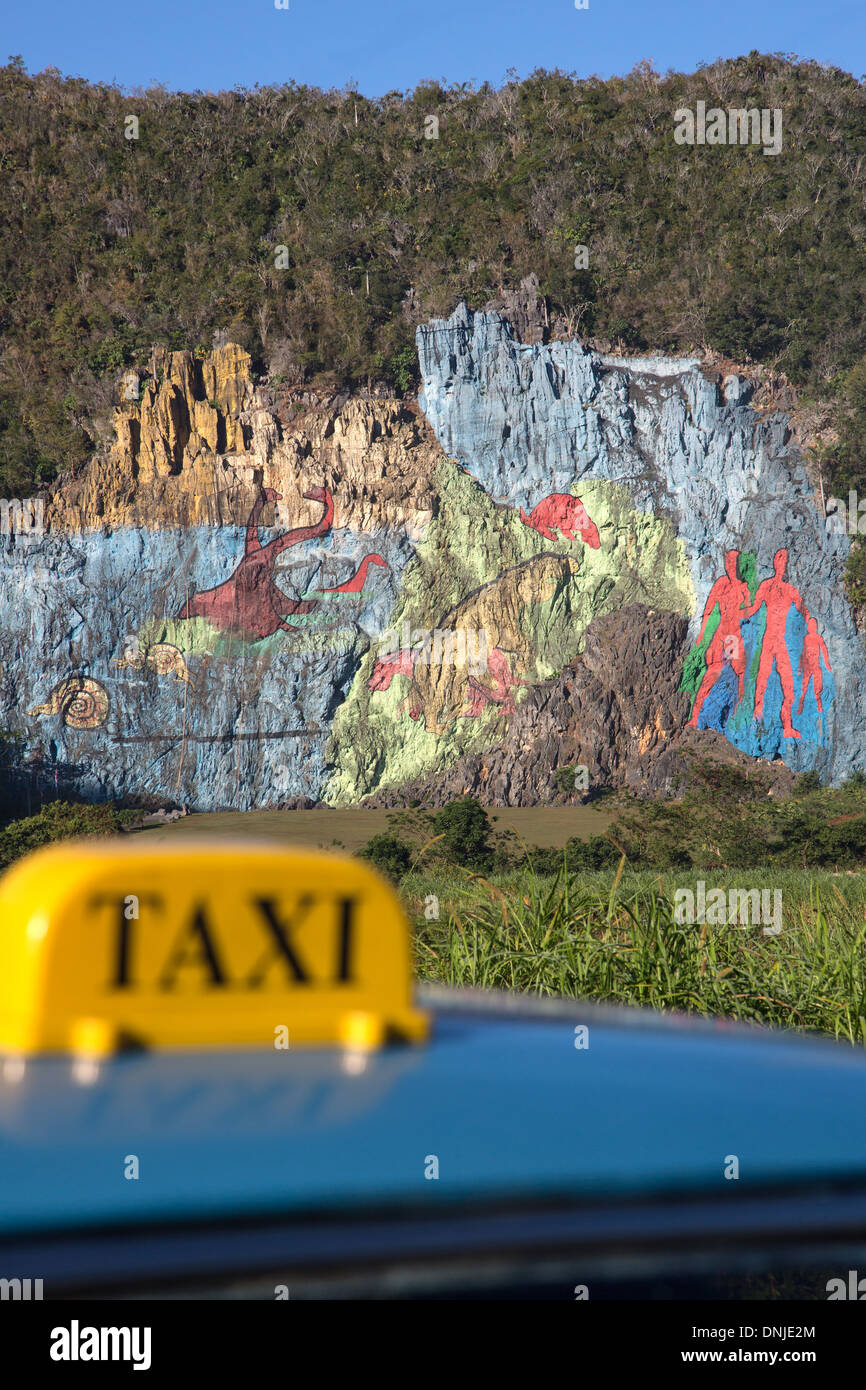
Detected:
left=363, top=606, right=796, bottom=807
left=3, top=344, right=440, bottom=810
left=417, top=304, right=861, bottom=785
left=49, top=345, right=438, bottom=537
left=1, top=313, right=861, bottom=812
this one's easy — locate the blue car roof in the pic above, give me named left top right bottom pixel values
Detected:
left=2, top=988, right=866, bottom=1236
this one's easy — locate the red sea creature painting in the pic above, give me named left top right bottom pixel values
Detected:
left=176, top=487, right=386, bottom=641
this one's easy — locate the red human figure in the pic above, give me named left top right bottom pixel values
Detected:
left=176, top=487, right=384, bottom=641
left=687, top=550, right=751, bottom=729
left=797, top=617, right=832, bottom=716
left=519, top=494, right=600, bottom=548
left=740, top=548, right=807, bottom=738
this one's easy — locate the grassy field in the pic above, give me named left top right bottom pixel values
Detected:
left=4, top=791, right=866, bottom=1045
left=140, top=804, right=613, bottom=852
left=404, top=863, right=866, bottom=1044
left=114, top=802, right=866, bottom=1043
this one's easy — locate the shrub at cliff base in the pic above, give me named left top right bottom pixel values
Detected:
left=432, top=798, right=494, bottom=870
left=0, top=800, right=138, bottom=871
left=359, top=832, right=414, bottom=884
left=608, top=763, right=866, bottom=871
left=359, top=769, right=866, bottom=879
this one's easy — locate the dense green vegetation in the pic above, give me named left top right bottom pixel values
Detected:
left=822, top=357, right=866, bottom=606
left=359, top=832, right=416, bottom=882
left=408, top=863, right=866, bottom=1043
left=1, top=52, right=866, bottom=499
left=0, top=799, right=138, bottom=870
left=0, top=773, right=865, bottom=1038
left=364, top=766, right=866, bottom=879
left=359, top=780, right=866, bottom=1040
left=602, top=762, right=866, bottom=871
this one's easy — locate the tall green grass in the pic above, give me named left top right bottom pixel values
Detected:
left=405, top=864, right=866, bottom=1044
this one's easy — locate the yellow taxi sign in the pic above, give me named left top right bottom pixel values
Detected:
left=0, top=839, right=428, bottom=1055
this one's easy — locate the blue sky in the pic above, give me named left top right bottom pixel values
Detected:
left=5, top=0, right=864, bottom=94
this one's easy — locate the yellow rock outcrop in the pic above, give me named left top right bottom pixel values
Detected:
left=46, top=345, right=440, bottom=537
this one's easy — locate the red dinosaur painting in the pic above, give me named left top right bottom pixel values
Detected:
left=369, top=642, right=524, bottom=723
left=519, top=493, right=600, bottom=548
left=176, top=487, right=386, bottom=641
left=368, top=649, right=424, bottom=721
left=316, top=552, right=387, bottom=595
left=366, top=553, right=575, bottom=733
left=369, top=648, right=416, bottom=694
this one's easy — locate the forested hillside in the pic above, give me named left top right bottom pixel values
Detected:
left=1, top=50, right=865, bottom=500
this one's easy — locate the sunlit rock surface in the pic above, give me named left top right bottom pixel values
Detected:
left=418, top=304, right=861, bottom=784
left=1, top=311, right=861, bottom=812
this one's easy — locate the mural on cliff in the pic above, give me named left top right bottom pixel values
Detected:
left=175, top=486, right=387, bottom=641
left=0, top=309, right=862, bottom=810
left=682, top=548, right=835, bottom=749
left=28, top=676, right=110, bottom=731
left=411, top=303, right=864, bottom=791
left=113, top=643, right=191, bottom=685
left=368, top=553, right=582, bottom=732
left=520, top=493, right=600, bottom=548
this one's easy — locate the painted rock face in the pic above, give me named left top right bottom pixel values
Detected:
left=28, top=677, right=110, bottom=730
left=113, top=643, right=190, bottom=683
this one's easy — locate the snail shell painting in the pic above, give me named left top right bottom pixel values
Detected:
left=113, top=642, right=191, bottom=684
left=28, top=676, right=110, bottom=730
